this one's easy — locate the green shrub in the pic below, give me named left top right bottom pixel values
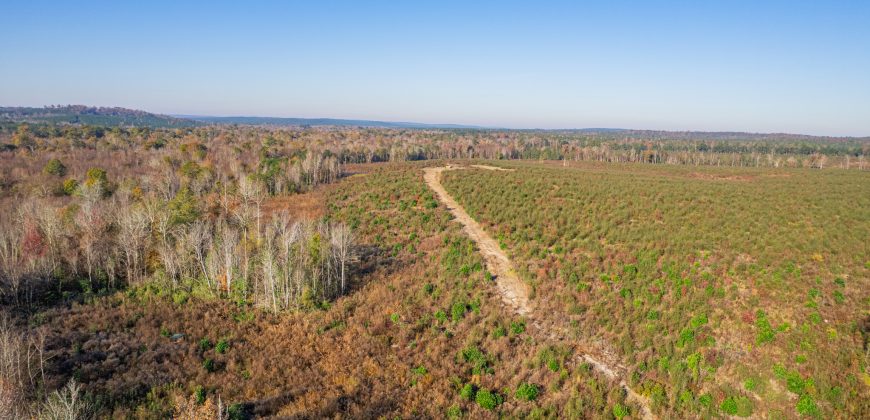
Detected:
left=720, top=396, right=738, bottom=415
left=547, top=358, right=559, bottom=372
left=84, top=167, right=109, bottom=192
left=492, top=325, right=507, bottom=338
left=469, top=298, right=481, bottom=314
left=43, top=158, right=66, bottom=176
left=721, top=395, right=753, bottom=417
left=515, top=382, right=539, bottom=401
left=172, top=290, right=189, bottom=305
left=461, top=346, right=493, bottom=375
left=227, top=403, right=247, bottom=420
left=510, top=319, right=526, bottom=335
left=679, top=390, right=693, bottom=407
left=446, top=405, right=462, bottom=419
left=677, top=328, right=694, bottom=347
left=202, top=358, right=215, bottom=372
left=434, top=310, right=448, bottom=323
left=755, top=310, right=776, bottom=344
left=460, top=383, right=476, bottom=400
left=612, top=403, right=630, bottom=419
left=411, top=365, right=428, bottom=376
left=690, top=313, right=708, bottom=328
left=198, top=338, right=213, bottom=351
left=475, top=389, right=502, bottom=410
left=215, top=339, right=229, bottom=354
left=459, top=264, right=471, bottom=276
left=423, top=283, right=434, bottom=295
left=194, top=386, right=206, bottom=405
left=744, top=378, right=757, bottom=391
left=796, top=394, right=820, bottom=417
left=62, top=178, right=79, bottom=195
left=451, top=301, right=467, bottom=322
left=785, top=370, right=806, bottom=394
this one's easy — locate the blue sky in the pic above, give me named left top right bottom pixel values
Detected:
left=2, top=1, right=869, bottom=135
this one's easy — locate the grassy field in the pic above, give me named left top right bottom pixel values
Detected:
left=441, top=161, right=870, bottom=418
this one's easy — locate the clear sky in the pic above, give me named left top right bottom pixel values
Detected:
left=2, top=1, right=869, bottom=136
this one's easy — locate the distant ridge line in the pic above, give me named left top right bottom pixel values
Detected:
left=175, top=115, right=484, bottom=129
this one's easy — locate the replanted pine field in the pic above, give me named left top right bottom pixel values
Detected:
left=441, top=161, right=870, bottom=418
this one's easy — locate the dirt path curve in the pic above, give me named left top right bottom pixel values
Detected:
left=424, top=164, right=654, bottom=420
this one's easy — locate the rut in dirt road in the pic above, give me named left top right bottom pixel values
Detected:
left=423, top=164, right=655, bottom=420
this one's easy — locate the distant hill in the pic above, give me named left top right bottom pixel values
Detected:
left=0, top=106, right=200, bottom=128
left=2, top=106, right=866, bottom=141
left=178, top=115, right=483, bottom=129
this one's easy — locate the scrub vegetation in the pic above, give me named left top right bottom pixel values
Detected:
left=441, top=161, right=870, bottom=418
left=0, top=121, right=867, bottom=418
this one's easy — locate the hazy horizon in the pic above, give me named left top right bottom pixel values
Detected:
left=2, top=1, right=869, bottom=136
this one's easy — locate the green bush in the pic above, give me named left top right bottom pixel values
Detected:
left=515, top=382, right=539, bottom=401
left=460, top=383, right=476, bottom=401
left=492, top=325, right=507, bottom=338
left=475, top=389, right=502, bottom=410
left=434, top=310, right=448, bottom=323
left=744, top=378, right=757, bottom=391
left=43, top=158, right=66, bottom=176
left=785, top=370, right=807, bottom=394
left=547, top=358, right=559, bottom=372
left=194, top=386, right=206, bottom=405
left=796, top=394, right=820, bottom=417
left=612, top=403, right=630, bottom=419
left=198, top=338, right=213, bottom=351
left=202, top=358, right=215, bottom=372
left=215, top=339, right=229, bottom=354
left=85, top=167, right=108, bottom=186
left=62, top=178, right=79, bottom=195
left=720, top=396, right=738, bottom=415
left=755, top=310, right=776, bottom=344
left=461, top=346, right=493, bottom=375
left=227, top=403, right=247, bottom=420
left=510, top=319, right=526, bottom=335
left=451, top=301, right=467, bottom=322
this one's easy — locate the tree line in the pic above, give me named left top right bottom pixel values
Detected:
left=2, top=123, right=867, bottom=170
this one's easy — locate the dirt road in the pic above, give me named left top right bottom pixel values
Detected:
left=423, top=165, right=531, bottom=315
left=424, top=164, right=654, bottom=419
